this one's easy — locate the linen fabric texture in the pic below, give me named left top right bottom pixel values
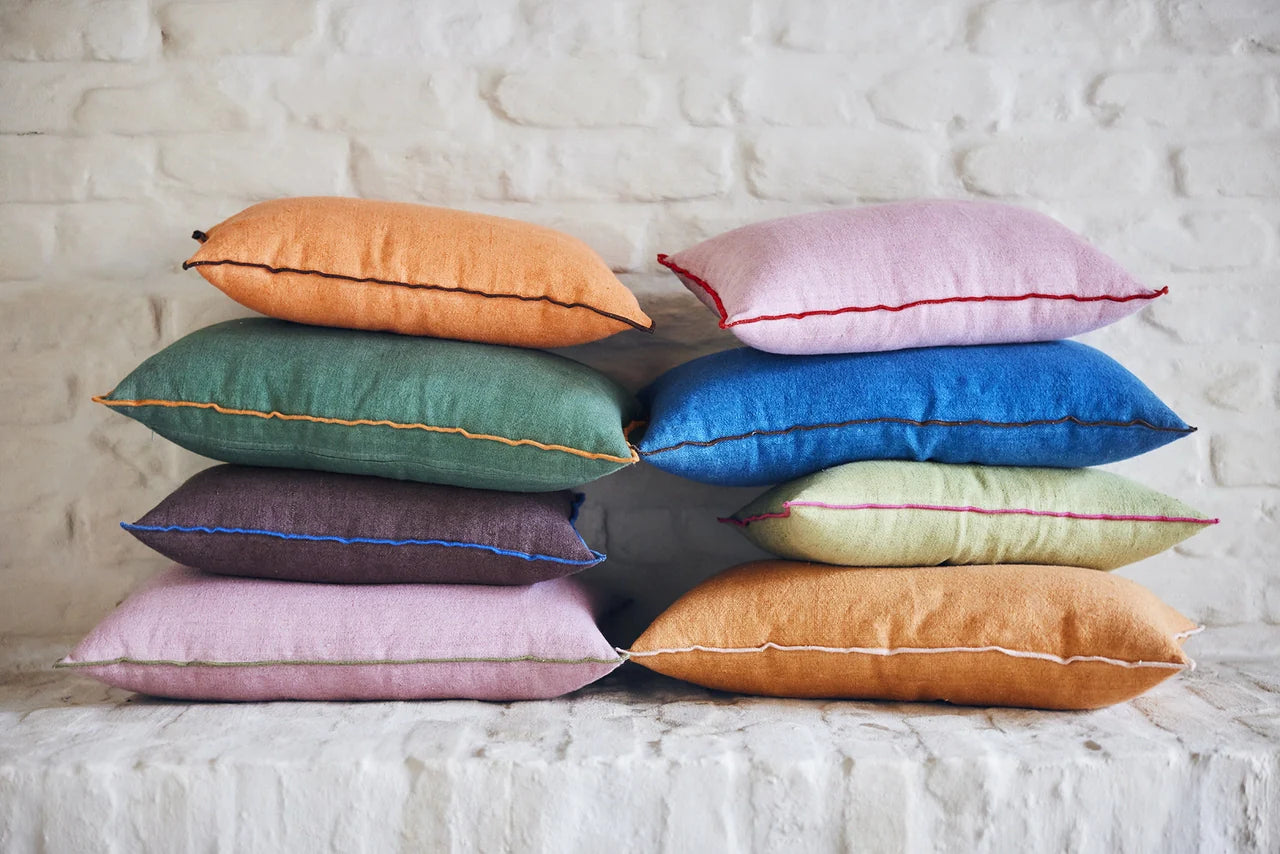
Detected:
left=658, top=199, right=1165, bottom=355
left=626, top=561, right=1197, bottom=710
left=125, top=465, right=604, bottom=585
left=95, top=319, right=640, bottom=491
left=186, top=197, right=653, bottom=347
left=634, top=342, right=1191, bottom=486
left=59, top=566, right=622, bottom=701
left=725, top=461, right=1218, bottom=571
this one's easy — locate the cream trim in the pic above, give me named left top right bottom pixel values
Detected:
left=621, top=635, right=1200, bottom=671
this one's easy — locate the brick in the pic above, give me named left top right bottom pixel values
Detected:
left=334, top=0, right=517, bottom=58
left=0, top=136, right=154, bottom=203
left=764, top=0, right=957, bottom=52
left=969, top=0, right=1153, bottom=55
left=0, top=492, right=77, bottom=579
left=493, top=65, right=660, bottom=127
left=53, top=203, right=195, bottom=280
left=869, top=61, right=1009, bottom=131
left=544, top=130, right=734, bottom=202
left=159, top=0, right=321, bottom=56
left=960, top=133, right=1157, bottom=197
left=351, top=134, right=538, bottom=203
left=747, top=130, right=938, bottom=202
left=679, top=71, right=741, bottom=127
left=1177, top=139, right=1280, bottom=198
left=75, top=74, right=261, bottom=133
left=0, top=206, right=55, bottom=280
left=640, top=0, right=754, bottom=59
left=0, top=286, right=162, bottom=353
left=1092, top=69, right=1276, bottom=128
left=0, top=62, right=144, bottom=133
left=1010, top=65, right=1086, bottom=123
left=1160, top=0, right=1280, bottom=52
left=521, top=0, right=638, bottom=57
left=1129, top=211, right=1271, bottom=272
left=1211, top=432, right=1280, bottom=486
left=0, top=366, right=76, bottom=425
left=739, top=60, right=873, bottom=126
left=1202, top=362, right=1267, bottom=412
left=1140, top=280, right=1280, bottom=345
left=274, top=64, right=476, bottom=132
left=0, top=0, right=153, bottom=61
left=158, top=132, right=350, bottom=199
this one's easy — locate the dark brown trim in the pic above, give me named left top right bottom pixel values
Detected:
left=183, top=258, right=655, bottom=333
left=638, top=415, right=1195, bottom=456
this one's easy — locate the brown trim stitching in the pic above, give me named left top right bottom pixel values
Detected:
left=637, top=415, right=1196, bottom=456
left=184, top=258, right=655, bottom=333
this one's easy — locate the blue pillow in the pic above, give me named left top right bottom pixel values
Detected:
left=633, top=342, right=1193, bottom=486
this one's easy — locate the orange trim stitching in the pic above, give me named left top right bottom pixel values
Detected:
left=93, top=395, right=639, bottom=464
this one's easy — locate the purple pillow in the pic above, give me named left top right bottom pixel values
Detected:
left=658, top=199, right=1166, bottom=355
left=58, top=566, right=622, bottom=701
left=123, top=465, right=603, bottom=585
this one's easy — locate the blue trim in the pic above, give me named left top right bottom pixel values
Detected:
left=120, top=522, right=605, bottom=566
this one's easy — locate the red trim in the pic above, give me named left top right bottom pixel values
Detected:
left=656, top=254, right=1168, bottom=328
left=657, top=253, right=729, bottom=328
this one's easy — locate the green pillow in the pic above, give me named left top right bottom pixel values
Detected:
left=722, top=460, right=1217, bottom=571
left=95, top=319, right=639, bottom=492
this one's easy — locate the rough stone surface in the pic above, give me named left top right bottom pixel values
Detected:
left=0, top=0, right=1276, bottom=687
left=0, top=634, right=1277, bottom=853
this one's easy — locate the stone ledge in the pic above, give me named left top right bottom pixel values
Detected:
left=1, top=630, right=1277, bottom=853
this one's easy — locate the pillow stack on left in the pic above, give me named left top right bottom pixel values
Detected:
left=61, top=197, right=653, bottom=701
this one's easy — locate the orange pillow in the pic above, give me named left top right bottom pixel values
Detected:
left=627, top=561, right=1198, bottom=709
left=184, top=197, right=654, bottom=348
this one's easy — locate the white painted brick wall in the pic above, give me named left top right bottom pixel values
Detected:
left=1, top=0, right=1278, bottom=642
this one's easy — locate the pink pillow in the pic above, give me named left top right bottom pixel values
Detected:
left=658, top=200, right=1166, bottom=354
left=58, top=567, right=622, bottom=701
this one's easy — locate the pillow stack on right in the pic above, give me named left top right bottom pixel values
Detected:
left=628, top=199, right=1217, bottom=710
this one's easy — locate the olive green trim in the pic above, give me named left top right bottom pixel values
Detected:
left=56, top=654, right=624, bottom=669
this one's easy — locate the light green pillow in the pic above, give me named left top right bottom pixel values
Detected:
left=722, top=461, right=1217, bottom=571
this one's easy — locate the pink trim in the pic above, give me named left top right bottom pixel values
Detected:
left=720, top=501, right=1220, bottom=527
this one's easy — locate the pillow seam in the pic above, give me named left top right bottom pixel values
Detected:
left=656, top=253, right=1168, bottom=328
left=57, top=654, right=625, bottom=668
left=94, top=395, right=639, bottom=464
left=119, top=522, right=605, bottom=566
left=621, top=636, right=1200, bottom=670
left=185, top=258, right=655, bottom=333
left=638, top=414, right=1196, bottom=457
left=722, top=502, right=1219, bottom=527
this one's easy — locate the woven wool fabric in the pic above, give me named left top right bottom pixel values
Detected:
left=59, top=566, right=623, bottom=701
left=186, top=197, right=653, bottom=347
left=125, top=465, right=604, bottom=584
left=634, top=341, right=1191, bottom=486
left=95, top=319, right=640, bottom=491
left=627, top=561, right=1197, bottom=710
left=658, top=199, right=1165, bottom=355
left=724, top=461, right=1218, bottom=570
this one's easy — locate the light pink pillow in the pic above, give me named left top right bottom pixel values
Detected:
left=658, top=200, right=1166, bottom=355
left=58, top=566, right=622, bottom=701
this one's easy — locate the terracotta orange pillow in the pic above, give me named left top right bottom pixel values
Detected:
left=627, top=561, right=1198, bottom=710
left=184, top=197, right=653, bottom=347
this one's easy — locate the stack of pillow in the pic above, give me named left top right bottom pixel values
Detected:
left=59, top=197, right=653, bottom=701
left=626, top=200, right=1217, bottom=710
